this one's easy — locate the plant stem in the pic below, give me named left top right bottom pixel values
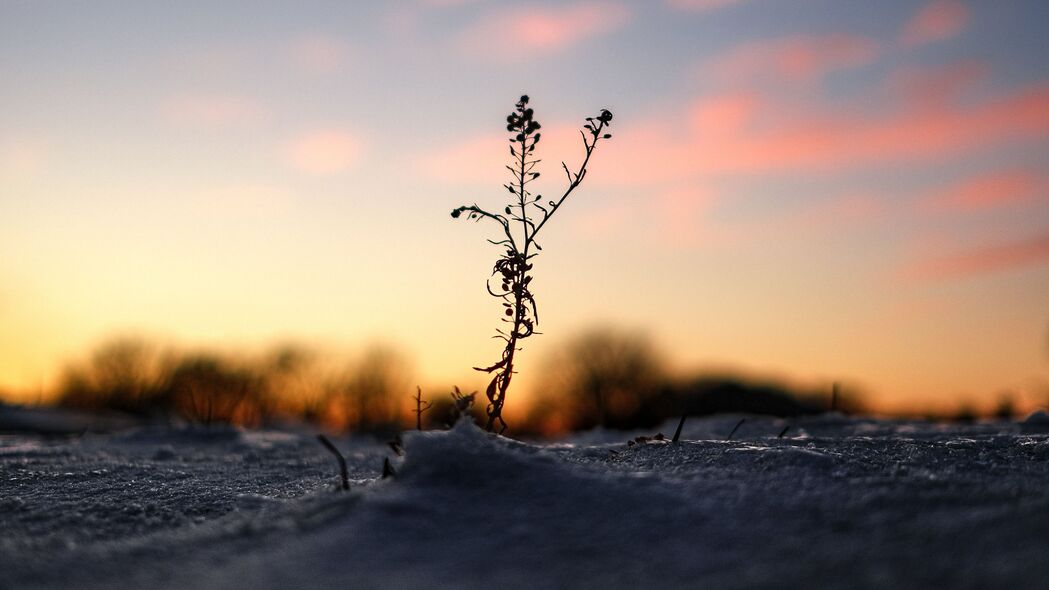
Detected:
left=317, top=434, right=349, bottom=491
left=457, top=99, right=612, bottom=433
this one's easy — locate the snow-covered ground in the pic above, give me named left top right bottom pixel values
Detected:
left=4, top=414, right=1049, bottom=589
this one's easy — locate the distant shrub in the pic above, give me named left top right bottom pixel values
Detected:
left=670, top=377, right=825, bottom=418
left=521, top=328, right=848, bottom=434
left=57, top=337, right=172, bottom=416
left=529, top=328, right=667, bottom=431
left=451, top=95, right=613, bottom=432
left=335, top=344, right=411, bottom=433
left=164, top=354, right=256, bottom=426
left=54, top=338, right=413, bottom=431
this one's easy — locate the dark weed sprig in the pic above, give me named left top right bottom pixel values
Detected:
left=316, top=434, right=349, bottom=491
left=411, top=386, right=432, bottom=431
left=452, top=95, right=613, bottom=433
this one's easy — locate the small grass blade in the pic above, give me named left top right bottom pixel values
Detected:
left=672, top=414, right=687, bottom=443
left=726, top=418, right=746, bottom=441
left=317, top=434, right=349, bottom=491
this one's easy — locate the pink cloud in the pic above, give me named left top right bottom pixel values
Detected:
left=160, top=94, right=268, bottom=128
left=456, top=2, right=630, bottom=59
left=920, top=170, right=1047, bottom=214
left=575, top=118, right=693, bottom=186
left=889, top=60, right=989, bottom=108
left=721, top=87, right=1048, bottom=172
left=899, top=232, right=1049, bottom=281
left=421, top=59, right=1049, bottom=253
left=687, top=92, right=761, bottom=135
left=420, top=77, right=1049, bottom=198
left=288, top=34, right=353, bottom=75
left=284, top=130, right=362, bottom=175
left=705, top=34, right=881, bottom=83
left=589, top=82, right=1049, bottom=184
left=666, top=0, right=744, bottom=11
left=901, top=0, right=969, bottom=47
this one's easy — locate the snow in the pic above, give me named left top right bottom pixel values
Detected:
left=1021, top=409, right=1049, bottom=433
left=3, top=414, right=1049, bottom=589
left=0, top=403, right=137, bottom=435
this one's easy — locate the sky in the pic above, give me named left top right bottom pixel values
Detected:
left=1, top=0, right=1048, bottom=415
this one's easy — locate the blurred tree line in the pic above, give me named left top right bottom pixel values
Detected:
left=56, top=338, right=412, bottom=433
left=524, top=328, right=861, bottom=435
left=54, top=330, right=863, bottom=435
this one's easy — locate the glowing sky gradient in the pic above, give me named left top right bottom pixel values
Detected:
left=2, top=0, right=1047, bottom=414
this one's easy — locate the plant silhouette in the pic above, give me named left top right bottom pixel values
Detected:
left=412, top=386, right=432, bottom=430
left=452, top=95, right=613, bottom=432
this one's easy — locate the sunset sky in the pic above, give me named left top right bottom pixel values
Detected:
left=2, top=0, right=1047, bottom=414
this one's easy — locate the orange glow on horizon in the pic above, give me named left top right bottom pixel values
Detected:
left=1, top=0, right=1046, bottom=422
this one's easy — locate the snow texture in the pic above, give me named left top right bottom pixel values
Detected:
left=3, top=413, right=1049, bottom=589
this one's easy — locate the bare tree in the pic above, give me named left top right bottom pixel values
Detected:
left=530, top=328, right=666, bottom=431
left=57, top=337, right=172, bottom=415
left=340, top=344, right=411, bottom=432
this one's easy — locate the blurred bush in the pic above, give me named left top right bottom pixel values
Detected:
left=57, top=338, right=172, bottom=416
left=53, top=330, right=866, bottom=434
left=333, top=344, right=412, bottom=434
left=55, top=337, right=415, bottom=432
left=666, top=376, right=825, bottom=418
left=528, top=328, right=668, bottom=431
left=525, top=327, right=855, bottom=435
left=163, top=354, right=256, bottom=426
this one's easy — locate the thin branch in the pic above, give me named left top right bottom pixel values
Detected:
left=531, top=118, right=608, bottom=241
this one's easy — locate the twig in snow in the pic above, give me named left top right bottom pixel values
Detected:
left=316, top=434, right=349, bottom=491
left=411, top=386, right=433, bottom=431
left=777, top=425, right=790, bottom=439
left=382, top=457, right=397, bottom=479
left=387, top=433, right=404, bottom=456
left=726, top=418, right=746, bottom=441
left=672, top=414, right=688, bottom=443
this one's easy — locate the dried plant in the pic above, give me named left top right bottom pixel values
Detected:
left=411, top=386, right=432, bottom=431
left=316, top=434, right=349, bottom=491
left=449, top=386, right=477, bottom=424
left=451, top=95, right=613, bottom=432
